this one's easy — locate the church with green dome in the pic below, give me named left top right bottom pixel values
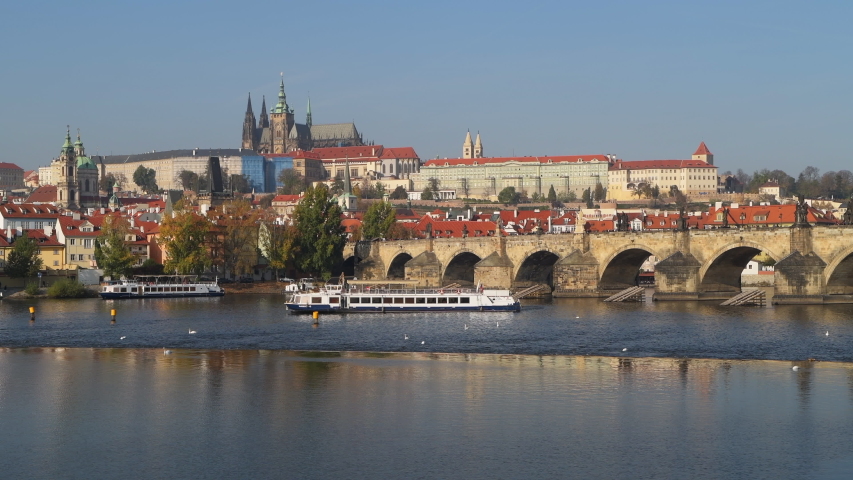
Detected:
left=51, top=128, right=101, bottom=209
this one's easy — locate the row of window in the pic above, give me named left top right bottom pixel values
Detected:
left=70, top=254, right=94, bottom=261
left=347, top=296, right=472, bottom=305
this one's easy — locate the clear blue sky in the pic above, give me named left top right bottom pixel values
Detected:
left=3, top=0, right=852, bottom=176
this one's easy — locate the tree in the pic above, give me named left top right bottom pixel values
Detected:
left=177, top=170, right=199, bottom=191
left=133, top=165, right=159, bottom=193
left=421, top=186, right=433, bottom=200
left=228, top=174, right=252, bottom=194
left=159, top=200, right=211, bottom=274
left=259, top=222, right=298, bottom=279
left=460, top=178, right=470, bottom=198
left=547, top=185, right=557, bottom=203
left=215, top=199, right=261, bottom=278
left=258, top=194, right=274, bottom=209
left=99, top=173, right=117, bottom=193
left=795, top=166, right=821, bottom=198
left=582, top=188, right=592, bottom=208
left=390, top=185, right=408, bottom=200
left=594, top=183, right=606, bottom=202
left=94, top=215, right=136, bottom=278
left=292, top=184, right=345, bottom=279
left=330, top=176, right=345, bottom=196
left=669, top=185, right=687, bottom=208
left=428, top=177, right=441, bottom=198
left=498, top=186, right=520, bottom=205
left=361, top=201, right=396, bottom=240
left=5, top=234, right=42, bottom=278
left=278, top=168, right=306, bottom=195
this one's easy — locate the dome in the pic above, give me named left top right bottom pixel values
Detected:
left=76, top=156, right=97, bottom=169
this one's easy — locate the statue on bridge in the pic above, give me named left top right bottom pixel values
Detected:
left=677, top=207, right=688, bottom=231
left=462, top=224, right=469, bottom=238
left=793, top=195, right=810, bottom=227
left=616, top=212, right=629, bottom=232
left=843, top=196, right=853, bottom=225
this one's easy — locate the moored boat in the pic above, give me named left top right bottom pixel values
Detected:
left=285, top=280, right=520, bottom=313
left=100, top=275, right=225, bottom=299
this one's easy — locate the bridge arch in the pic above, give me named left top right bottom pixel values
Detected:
left=698, top=242, right=777, bottom=293
left=599, top=244, right=660, bottom=291
left=824, top=244, right=853, bottom=295
left=513, top=248, right=560, bottom=290
left=442, top=250, right=482, bottom=286
left=386, top=251, right=414, bottom=279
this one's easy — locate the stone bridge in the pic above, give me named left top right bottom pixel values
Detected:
left=350, top=225, right=853, bottom=304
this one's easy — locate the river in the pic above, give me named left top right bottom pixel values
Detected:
left=1, top=295, right=852, bottom=478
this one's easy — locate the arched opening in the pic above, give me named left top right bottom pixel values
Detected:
left=70, top=190, right=76, bottom=201
left=334, top=256, right=356, bottom=278
left=515, top=250, right=560, bottom=290
left=826, top=253, right=853, bottom=295
left=700, top=246, right=763, bottom=293
left=387, top=253, right=412, bottom=279
left=599, top=248, right=654, bottom=291
left=443, top=252, right=481, bottom=286
left=85, top=179, right=90, bottom=192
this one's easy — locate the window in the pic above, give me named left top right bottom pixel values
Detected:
left=54, top=249, right=59, bottom=255
left=84, top=239, right=92, bottom=249
left=69, top=239, right=76, bottom=246
left=53, top=261, right=59, bottom=266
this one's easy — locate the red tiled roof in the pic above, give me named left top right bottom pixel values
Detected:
left=0, top=162, right=23, bottom=170
left=272, top=194, right=302, bottom=203
left=311, top=146, right=384, bottom=159
left=610, top=160, right=716, bottom=170
left=25, top=185, right=58, bottom=203
left=693, top=142, right=712, bottom=156
left=379, top=147, right=419, bottom=159
left=423, top=154, right=609, bottom=167
left=0, top=203, right=61, bottom=218
left=285, top=150, right=321, bottom=160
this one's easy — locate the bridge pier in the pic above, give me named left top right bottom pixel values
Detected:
left=772, top=251, right=827, bottom=304
left=553, top=250, right=601, bottom=297
left=405, top=251, right=442, bottom=287
left=474, top=252, right=514, bottom=289
left=652, top=251, right=701, bottom=301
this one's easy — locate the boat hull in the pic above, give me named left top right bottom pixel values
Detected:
left=100, top=291, right=225, bottom=299
left=285, top=303, right=521, bottom=313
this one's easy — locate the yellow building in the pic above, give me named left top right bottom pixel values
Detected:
left=607, top=143, right=718, bottom=201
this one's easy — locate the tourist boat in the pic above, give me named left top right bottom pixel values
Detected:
left=285, top=280, right=520, bottom=313
left=100, top=275, right=225, bottom=299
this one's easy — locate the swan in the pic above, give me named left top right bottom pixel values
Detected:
left=189, top=329, right=197, bottom=334
left=826, top=331, right=829, bottom=336
left=404, top=334, right=409, bottom=340
left=792, top=366, right=799, bottom=371
left=163, top=349, right=172, bottom=355
left=622, top=348, right=628, bottom=352
left=421, top=341, right=425, bottom=345
left=120, top=336, right=126, bottom=340
left=464, top=324, right=468, bottom=330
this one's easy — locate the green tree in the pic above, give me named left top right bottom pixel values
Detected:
left=292, top=184, right=345, bottom=279
left=159, top=200, right=211, bottom=274
left=99, top=173, right=117, bottom=193
left=228, top=174, right=252, bottom=194
left=390, top=185, right=408, bottom=200
left=428, top=177, right=441, bottom=198
left=594, top=183, right=606, bottom=202
left=259, top=222, right=298, bottom=279
left=5, top=234, right=43, bottom=278
left=330, top=175, right=345, bottom=196
left=94, top=215, right=137, bottom=278
left=498, top=186, right=520, bottom=205
left=177, top=170, right=199, bottom=191
left=669, top=185, right=687, bottom=207
left=582, top=188, right=592, bottom=208
left=547, top=185, right=557, bottom=203
left=421, top=186, right=433, bottom=200
left=278, top=168, right=307, bottom=195
left=133, top=165, right=159, bottom=193
left=213, top=199, right=261, bottom=278
left=361, top=201, right=396, bottom=240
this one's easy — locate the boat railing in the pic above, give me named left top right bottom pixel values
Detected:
left=345, top=286, right=480, bottom=296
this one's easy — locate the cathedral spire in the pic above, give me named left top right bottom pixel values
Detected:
left=242, top=93, right=258, bottom=150
left=306, top=96, right=313, bottom=128
left=62, top=126, right=73, bottom=155
left=273, top=73, right=289, bottom=114
left=344, top=156, right=352, bottom=195
left=474, top=131, right=483, bottom=158
left=463, top=130, right=473, bottom=159
left=245, top=93, right=254, bottom=116
left=259, top=95, right=269, bottom=128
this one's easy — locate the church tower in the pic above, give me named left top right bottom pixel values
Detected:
left=52, top=127, right=78, bottom=209
left=269, top=74, right=295, bottom=154
left=74, top=131, right=100, bottom=208
left=241, top=93, right=257, bottom=150
left=474, top=132, right=483, bottom=158
left=306, top=97, right=313, bottom=128
left=692, top=142, right=714, bottom=165
left=462, top=130, right=473, bottom=159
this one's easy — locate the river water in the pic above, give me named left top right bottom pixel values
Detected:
left=1, top=295, right=852, bottom=478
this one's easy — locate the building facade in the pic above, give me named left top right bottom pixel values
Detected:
left=607, top=143, right=719, bottom=201
left=0, top=162, right=24, bottom=190
left=412, top=154, right=612, bottom=200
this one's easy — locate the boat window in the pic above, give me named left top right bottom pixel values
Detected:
left=405, top=297, right=415, bottom=304
left=438, top=297, right=447, bottom=304
left=191, top=287, right=196, bottom=291
left=312, top=297, right=322, bottom=303
left=350, top=297, right=360, bottom=304
left=427, top=297, right=436, bottom=304
left=144, top=287, right=150, bottom=292
left=120, top=288, right=126, bottom=293
left=393, top=297, right=404, bottom=304
left=372, top=297, right=382, bottom=304
left=416, top=297, right=426, bottom=304
left=460, top=297, right=471, bottom=303
left=384, top=298, right=393, bottom=304
left=449, top=297, right=458, bottom=304
left=330, top=297, right=340, bottom=304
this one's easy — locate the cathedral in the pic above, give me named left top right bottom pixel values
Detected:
left=51, top=128, right=100, bottom=209
left=242, top=75, right=366, bottom=154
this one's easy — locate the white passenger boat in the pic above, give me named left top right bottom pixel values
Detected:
left=285, top=280, right=520, bottom=313
left=100, top=275, right=225, bottom=299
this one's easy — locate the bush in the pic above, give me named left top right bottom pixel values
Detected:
left=47, top=279, right=89, bottom=298
left=24, top=282, right=40, bottom=296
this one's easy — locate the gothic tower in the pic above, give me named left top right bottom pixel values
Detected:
left=474, top=132, right=483, bottom=158
left=269, top=75, right=295, bottom=154
left=52, top=127, right=77, bottom=209
left=306, top=97, right=313, bottom=128
left=241, top=93, right=256, bottom=150
left=462, top=130, right=473, bottom=159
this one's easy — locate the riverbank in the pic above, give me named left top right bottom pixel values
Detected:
left=221, top=282, right=286, bottom=294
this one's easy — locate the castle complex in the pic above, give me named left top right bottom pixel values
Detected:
left=241, top=75, right=365, bottom=154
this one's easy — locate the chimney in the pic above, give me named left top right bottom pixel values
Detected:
left=130, top=218, right=135, bottom=228
left=100, top=208, right=105, bottom=214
